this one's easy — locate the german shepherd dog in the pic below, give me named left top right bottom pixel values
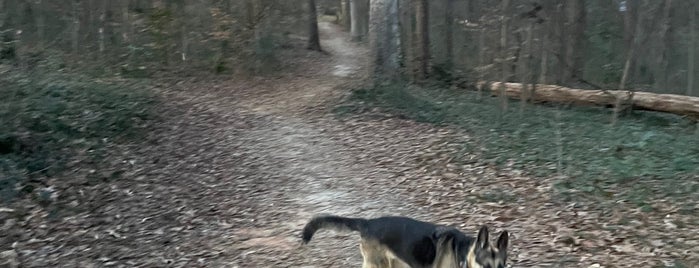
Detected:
left=301, top=215, right=509, bottom=268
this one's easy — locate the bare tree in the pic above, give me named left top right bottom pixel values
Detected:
left=180, top=1, right=189, bottom=63
left=98, top=0, right=106, bottom=56
left=369, top=0, right=401, bottom=80
left=654, top=0, right=673, bottom=89
left=444, top=0, right=455, bottom=73
left=415, top=0, right=429, bottom=80
left=308, top=0, right=322, bottom=51
left=0, top=0, right=6, bottom=29
left=689, top=1, right=696, bottom=96
left=342, top=0, right=351, bottom=29
left=619, top=1, right=642, bottom=91
left=562, top=0, right=586, bottom=84
left=350, top=0, right=361, bottom=40
left=520, top=18, right=538, bottom=113
left=121, top=1, right=131, bottom=45
left=614, top=0, right=644, bottom=125
left=498, top=0, right=511, bottom=114
left=72, top=0, right=81, bottom=58
left=398, top=0, right=414, bottom=79
left=34, top=0, right=45, bottom=50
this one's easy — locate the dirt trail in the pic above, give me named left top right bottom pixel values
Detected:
left=7, top=22, right=698, bottom=268
left=228, top=22, right=435, bottom=266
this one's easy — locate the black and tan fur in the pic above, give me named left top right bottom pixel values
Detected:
left=301, top=215, right=509, bottom=268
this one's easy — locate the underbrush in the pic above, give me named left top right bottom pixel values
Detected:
left=0, top=67, right=156, bottom=203
left=337, top=82, right=699, bottom=207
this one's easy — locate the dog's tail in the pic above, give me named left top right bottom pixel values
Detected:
left=301, top=215, right=368, bottom=244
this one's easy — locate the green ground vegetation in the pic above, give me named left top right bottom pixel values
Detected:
left=0, top=68, right=157, bottom=202
left=337, top=82, right=699, bottom=207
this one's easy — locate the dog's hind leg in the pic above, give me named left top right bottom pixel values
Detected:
left=384, top=249, right=410, bottom=268
left=360, top=240, right=389, bottom=268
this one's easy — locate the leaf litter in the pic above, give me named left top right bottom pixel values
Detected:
left=1, top=22, right=697, bottom=268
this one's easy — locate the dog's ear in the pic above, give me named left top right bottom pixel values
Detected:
left=496, top=230, right=509, bottom=251
left=476, top=225, right=489, bottom=249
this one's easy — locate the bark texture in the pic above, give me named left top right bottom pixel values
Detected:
left=477, top=82, right=699, bottom=118
left=307, top=0, right=322, bottom=51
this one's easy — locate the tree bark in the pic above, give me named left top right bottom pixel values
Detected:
left=477, top=82, right=699, bottom=119
left=520, top=22, right=535, bottom=111
left=369, top=0, right=401, bottom=80
left=621, top=0, right=639, bottom=84
left=614, top=0, right=644, bottom=125
left=360, top=0, right=370, bottom=38
left=619, top=1, right=641, bottom=90
left=72, top=0, right=81, bottom=58
left=350, top=0, right=361, bottom=40
left=307, top=0, right=322, bottom=51
left=121, top=0, right=131, bottom=45
left=0, top=0, right=6, bottom=28
left=179, top=0, right=187, bottom=63
left=553, top=1, right=565, bottom=84
left=498, top=0, right=511, bottom=113
left=98, top=0, right=106, bottom=55
left=342, top=0, right=351, bottom=29
left=444, top=0, right=454, bottom=73
left=34, top=0, right=45, bottom=50
left=562, top=0, right=585, bottom=84
left=689, top=1, right=696, bottom=96
left=654, top=0, right=672, bottom=89
left=398, top=0, right=414, bottom=79
left=415, top=0, right=429, bottom=80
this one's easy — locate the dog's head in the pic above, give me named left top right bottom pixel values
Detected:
left=433, top=225, right=509, bottom=268
left=466, top=225, right=509, bottom=268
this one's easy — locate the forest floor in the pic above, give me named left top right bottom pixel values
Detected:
left=2, top=22, right=698, bottom=268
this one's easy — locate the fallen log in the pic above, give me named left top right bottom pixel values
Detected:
left=476, top=81, right=699, bottom=119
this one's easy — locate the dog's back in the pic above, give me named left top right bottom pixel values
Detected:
left=302, top=216, right=440, bottom=267
left=362, top=217, right=440, bottom=267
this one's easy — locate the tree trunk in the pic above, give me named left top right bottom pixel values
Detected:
left=415, top=0, right=429, bottom=80
left=464, top=0, right=473, bottom=22
left=553, top=1, right=565, bottom=84
left=615, top=0, right=643, bottom=125
left=350, top=0, right=371, bottom=41
left=689, top=2, right=696, bottom=96
left=539, top=1, right=550, bottom=85
left=621, top=0, right=638, bottom=84
left=179, top=1, right=187, bottom=63
left=444, top=0, right=454, bottom=73
left=654, top=0, right=672, bottom=89
left=477, top=82, right=699, bottom=119
left=342, top=0, right=351, bottom=29
left=520, top=22, right=535, bottom=112
left=562, top=0, right=585, bottom=84
left=498, top=0, right=511, bottom=113
left=398, top=0, right=414, bottom=79
left=539, top=42, right=548, bottom=84
left=350, top=0, right=361, bottom=40
left=307, top=0, right=322, bottom=51
left=0, top=0, right=6, bottom=28
left=34, top=0, right=45, bottom=50
left=477, top=27, right=487, bottom=94
left=72, top=0, right=81, bottom=59
left=369, top=0, right=401, bottom=81
left=121, top=1, right=131, bottom=45
left=98, top=0, right=106, bottom=56
left=360, top=0, right=370, bottom=39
